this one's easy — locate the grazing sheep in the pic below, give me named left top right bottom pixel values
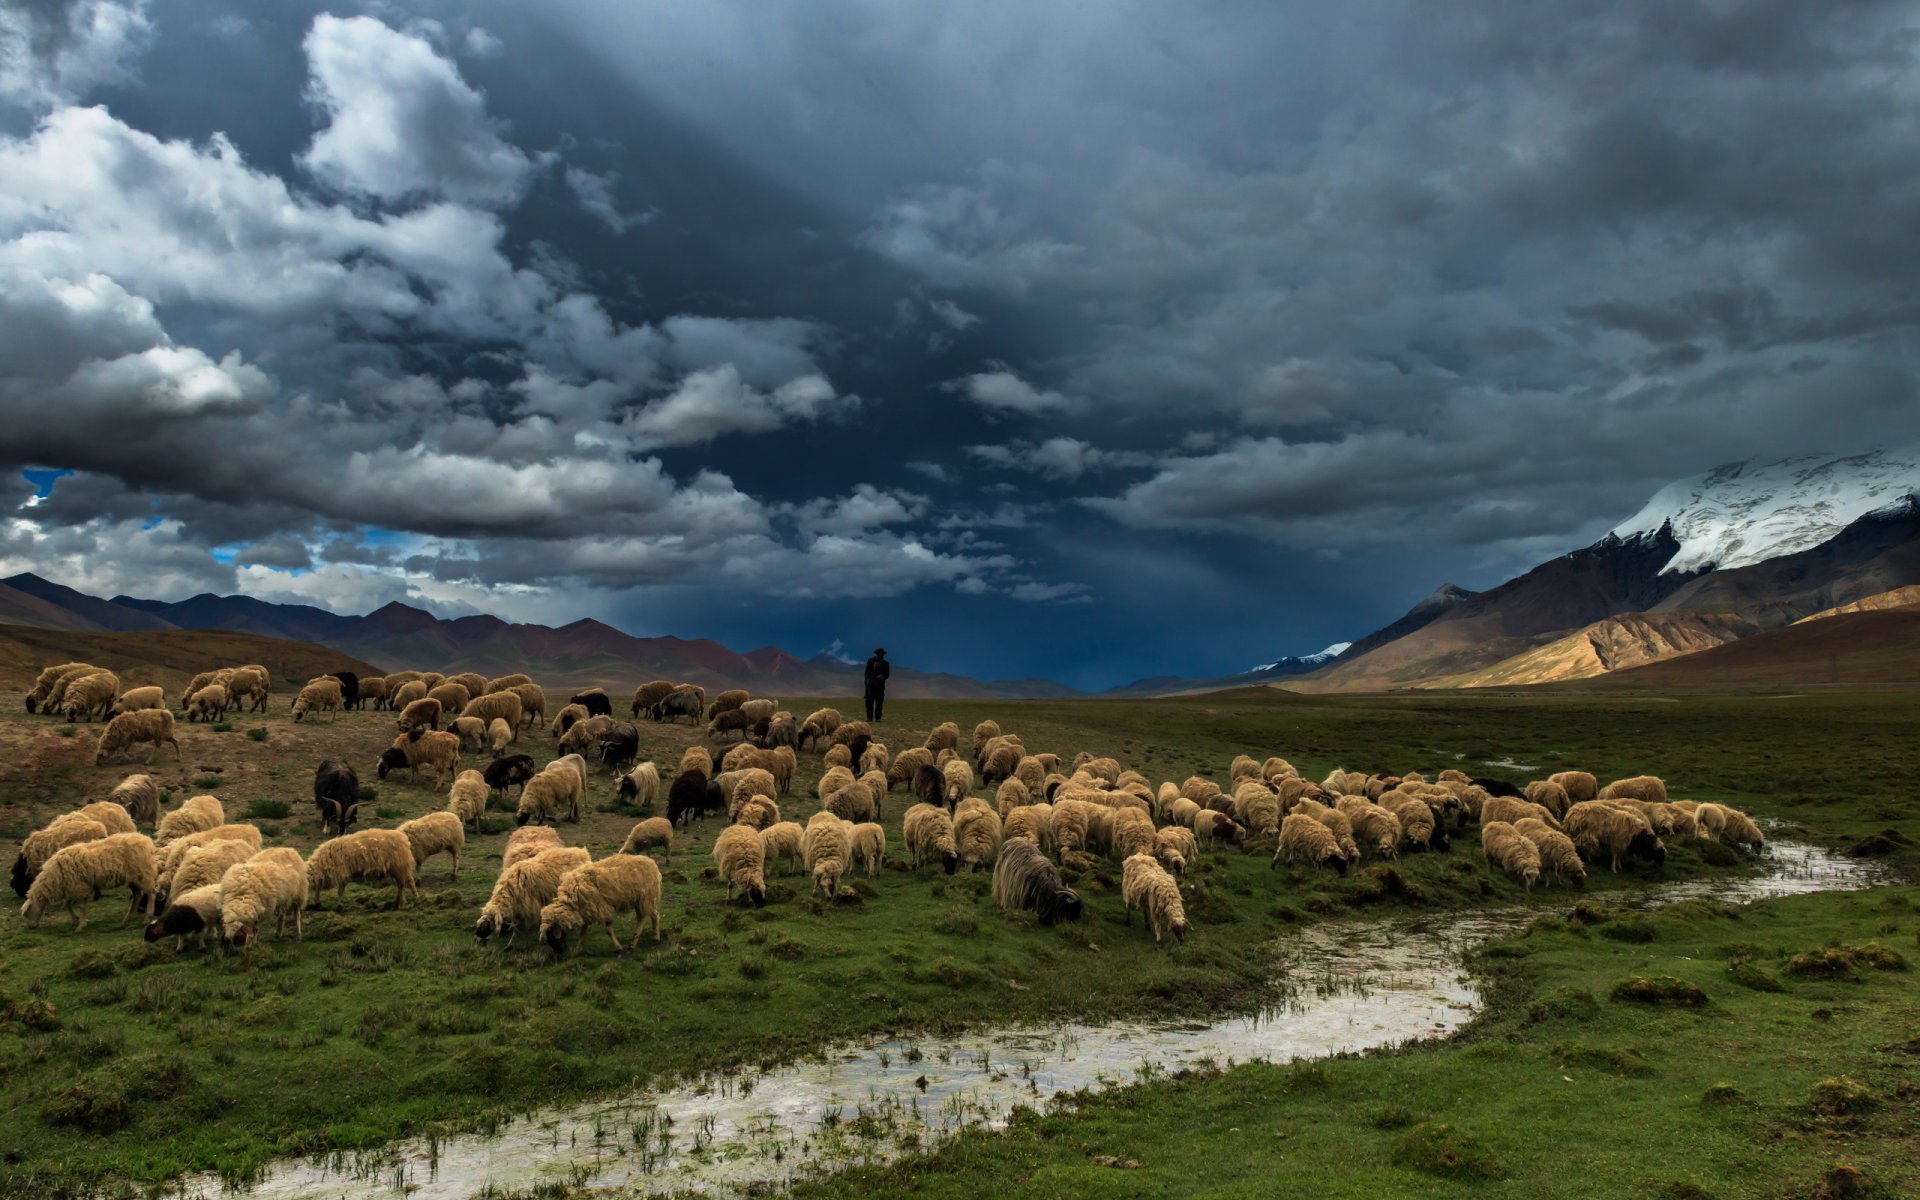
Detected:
left=849, top=822, right=886, bottom=877
left=667, top=769, right=723, bottom=828
left=516, top=766, right=582, bottom=827
left=94, top=708, right=182, bottom=765
left=291, top=678, right=344, bottom=723
left=166, top=839, right=256, bottom=905
left=1563, top=801, right=1666, bottom=872
left=312, top=758, right=362, bottom=836
left=1232, top=786, right=1282, bottom=840
left=923, top=721, right=962, bottom=754
left=1692, top=802, right=1729, bottom=842
left=384, top=730, right=463, bottom=789
left=1348, top=804, right=1402, bottom=860
left=483, top=673, right=533, bottom=694
left=1274, top=813, right=1349, bottom=873
left=445, top=672, right=487, bottom=699
left=396, top=697, right=444, bottom=735
left=886, top=746, right=934, bottom=792
left=1192, top=810, right=1245, bottom=850
left=825, top=779, right=879, bottom=823
left=1109, top=806, right=1156, bottom=861
left=652, top=686, right=705, bottom=725
left=427, top=682, right=471, bottom=717
left=822, top=745, right=854, bottom=771
left=72, top=800, right=136, bottom=836
left=1382, top=793, right=1448, bottom=852
left=1524, top=780, right=1571, bottom=818
left=307, top=830, right=419, bottom=909
left=539, top=853, right=663, bottom=955
left=804, top=810, right=852, bottom=898
left=993, top=836, right=1082, bottom=924
left=757, top=821, right=805, bottom=875
left=1003, top=803, right=1053, bottom=849
left=21, top=833, right=156, bottom=930
left=388, top=681, right=429, bottom=712
left=146, top=883, right=225, bottom=951
left=1548, top=771, right=1599, bottom=805
left=1154, top=825, right=1198, bottom=875
left=912, top=763, right=947, bottom=812
left=904, top=803, right=961, bottom=874
left=679, top=745, right=715, bottom=779
left=446, top=715, right=487, bottom=752
left=954, top=803, right=1004, bottom=871
left=156, top=794, right=225, bottom=845
left=1513, top=817, right=1586, bottom=887
left=357, top=676, right=389, bottom=710
left=181, top=682, right=228, bottom=724
left=737, top=697, right=777, bottom=727
left=502, top=825, right=563, bottom=870
left=154, top=824, right=262, bottom=902
left=109, top=773, right=161, bottom=827
left=485, top=753, right=536, bottom=798
left=12, top=814, right=108, bottom=897
left=473, top=717, right=508, bottom=756
left=616, top=762, right=661, bottom=811
left=942, top=758, right=975, bottom=808
left=734, top=795, right=783, bottom=831
left=713, top=823, right=768, bottom=905
left=1599, top=775, right=1669, bottom=805
left=506, top=683, right=545, bottom=729
left=706, top=689, right=750, bottom=719
left=1481, top=821, right=1542, bottom=890
left=113, top=685, right=165, bottom=718
left=215, top=848, right=309, bottom=948
left=475, top=846, right=590, bottom=946
left=550, top=703, right=590, bottom=738
left=1719, top=806, right=1766, bottom=854
left=26, top=662, right=96, bottom=713
left=399, top=811, right=466, bottom=881
left=970, top=720, right=1002, bottom=755
left=1169, top=797, right=1202, bottom=829
left=1049, top=798, right=1096, bottom=859
left=459, top=691, right=525, bottom=736
left=1229, top=754, right=1262, bottom=784
left=1481, top=795, right=1561, bottom=830
left=59, top=671, right=121, bottom=723
left=995, top=777, right=1032, bottom=818
left=446, top=769, right=489, bottom=831
left=1122, top=853, right=1190, bottom=943
left=632, top=680, right=676, bottom=719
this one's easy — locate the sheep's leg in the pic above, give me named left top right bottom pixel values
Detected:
left=606, top=921, right=625, bottom=953
left=71, top=904, right=87, bottom=932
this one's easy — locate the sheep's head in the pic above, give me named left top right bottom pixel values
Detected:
left=747, top=880, right=767, bottom=907
left=941, top=847, right=960, bottom=875
left=1166, top=916, right=1190, bottom=943
left=473, top=913, right=499, bottom=944
left=1570, top=862, right=1588, bottom=889
left=1630, top=830, right=1666, bottom=866
left=143, top=917, right=167, bottom=943
left=292, top=701, right=308, bottom=723
left=224, top=923, right=256, bottom=948
left=1428, top=825, right=1452, bottom=853
left=1329, top=851, right=1350, bottom=876
left=9, top=855, right=29, bottom=899
left=24, top=696, right=37, bottom=713
left=376, top=748, right=407, bottom=780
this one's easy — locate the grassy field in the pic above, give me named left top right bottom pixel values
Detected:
left=0, top=687, right=1914, bottom=1197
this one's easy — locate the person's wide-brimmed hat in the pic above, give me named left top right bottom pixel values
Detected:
left=873, top=647, right=887, bottom=655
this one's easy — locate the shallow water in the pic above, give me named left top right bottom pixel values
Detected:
left=186, top=840, right=1889, bottom=1200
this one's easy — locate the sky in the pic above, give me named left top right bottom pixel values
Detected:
left=2, top=1, right=1919, bottom=690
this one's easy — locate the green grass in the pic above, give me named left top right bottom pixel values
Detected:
left=788, top=884, right=1920, bottom=1200
left=1, top=689, right=1916, bottom=1197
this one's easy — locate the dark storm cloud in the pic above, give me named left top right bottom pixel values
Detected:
left=1, top=0, right=1916, bottom=686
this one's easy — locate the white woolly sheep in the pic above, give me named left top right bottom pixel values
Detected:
left=114, top=685, right=165, bottom=717
left=759, top=820, right=805, bottom=875
left=94, top=708, right=182, bottom=765
left=850, top=821, right=885, bottom=876
left=61, top=671, right=121, bottom=722
left=539, top=853, right=664, bottom=955
left=502, top=825, right=563, bottom=870
left=954, top=803, right=1003, bottom=871
left=713, top=823, right=768, bottom=905
left=1003, top=803, right=1052, bottom=849
left=1513, top=817, right=1586, bottom=887
left=219, top=848, right=308, bottom=947
left=1482, top=795, right=1561, bottom=830
left=1549, top=771, right=1599, bottom=805
left=460, top=690, right=525, bottom=734
left=184, top=683, right=229, bottom=724
left=1108, top=806, right=1156, bottom=861
left=1481, top=820, right=1542, bottom=890
left=146, top=883, right=224, bottom=950
left=291, top=678, right=344, bottom=723
left=13, top=814, right=108, bottom=897
left=619, top=816, right=675, bottom=861
left=167, top=838, right=256, bottom=904
left=26, top=662, right=95, bottom=713
left=307, top=829, right=419, bottom=909
left=400, top=811, right=466, bottom=880
left=804, top=810, right=852, bottom=898
left=155, top=825, right=263, bottom=906
left=447, top=769, right=489, bottom=830
left=109, top=773, right=161, bottom=827
left=1274, top=813, right=1348, bottom=873
left=22, top=832, right=156, bottom=929
left=1192, top=809, right=1245, bottom=850
left=1524, top=779, right=1571, bottom=818
left=942, top=758, right=975, bottom=806
left=475, top=846, right=591, bottom=946
left=1599, top=775, right=1669, bottom=805
left=1563, top=801, right=1666, bottom=872
left=155, top=794, right=225, bottom=845
left=904, top=802, right=961, bottom=873
left=1121, top=853, right=1189, bottom=943
left=485, top=717, right=515, bottom=754
left=1154, top=825, right=1197, bottom=875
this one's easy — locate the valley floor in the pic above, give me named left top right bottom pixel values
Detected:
left=0, top=690, right=1913, bottom=1198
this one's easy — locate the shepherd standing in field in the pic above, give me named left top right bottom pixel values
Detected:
left=864, top=647, right=890, bottom=722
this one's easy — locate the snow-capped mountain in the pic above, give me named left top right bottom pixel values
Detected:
left=1611, top=447, right=1920, bottom=575
left=1247, top=642, right=1351, bottom=674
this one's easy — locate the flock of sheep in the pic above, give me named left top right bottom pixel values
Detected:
left=11, top=660, right=1772, bottom=960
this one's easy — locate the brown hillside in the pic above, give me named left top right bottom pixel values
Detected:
left=1436, top=611, right=1759, bottom=689
left=0, top=623, right=382, bottom=697
left=1575, top=605, right=1920, bottom=690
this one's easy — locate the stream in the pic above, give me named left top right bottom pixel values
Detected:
left=185, top=840, right=1890, bottom=1199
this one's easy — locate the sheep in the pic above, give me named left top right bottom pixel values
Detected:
left=1524, top=780, right=1572, bottom=819
left=182, top=682, right=229, bottom=724
left=713, top=823, right=768, bottom=905
left=1348, top=804, right=1403, bottom=860
left=1563, top=801, right=1667, bottom=872
left=156, top=794, right=225, bottom=845
left=632, top=680, right=677, bottom=719
left=447, top=715, right=487, bottom=752
left=904, top=803, right=961, bottom=874
left=1274, top=813, right=1349, bottom=873
left=460, top=691, right=525, bottom=735
left=994, top=777, right=1032, bottom=818
left=164, top=835, right=256, bottom=900
left=705, top=709, right=753, bottom=744
left=427, top=682, right=472, bottom=716
left=311, top=758, right=361, bottom=836
left=970, top=719, right=1002, bottom=756
left=94, top=708, right=182, bottom=765
left=390, top=680, right=429, bottom=712
left=113, top=685, right=165, bottom=718
left=1481, top=795, right=1561, bottom=830
left=667, top=769, right=724, bottom=828
left=804, top=810, right=852, bottom=898
left=734, top=795, right=783, bottom=831
left=1719, top=806, right=1766, bottom=854
left=475, top=846, right=591, bottom=946
left=759, top=820, right=806, bottom=874
left=1262, top=756, right=1298, bottom=781
left=154, top=824, right=263, bottom=904
left=738, top=698, right=777, bottom=727
left=1107, top=806, right=1156, bottom=862
left=923, top=721, right=962, bottom=754
left=482, top=673, right=531, bottom=694
left=539, top=853, right=663, bottom=955
left=1228, top=754, right=1262, bottom=784
left=549, top=703, right=590, bottom=738
left=1513, top=817, right=1586, bottom=887
left=826, top=779, right=879, bottom=823
left=616, top=762, right=662, bottom=811
left=396, top=697, right=443, bottom=735
left=438, top=770, right=488, bottom=832
left=1599, top=775, right=1669, bottom=805
left=11, top=814, right=108, bottom=897
left=146, top=883, right=225, bottom=951
left=763, top=713, right=800, bottom=752
left=502, top=825, right=563, bottom=870
left=381, top=730, right=463, bottom=790
left=1643, top=801, right=1700, bottom=839
left=992, top=836, right=1081, bottom=924
left=848, top=821, right=886, bottom=877
left=723, top=745, right=795, bottom=794
left=822, top=744, right=853, bottom=771
left=516, top=765, right=583, bottom=827
left=485, top=753, right=537, bottom=798
left=1167, top=797, right=1202, bottom=829
left=26, top=662, right=95, bottom=713
left=1049, top=798, right=1095, bottom=859
left=729, top=767, right=779, bottom=809
left=291, top=678, right=344, bottom=723
left=306, top=829, right=419, bottom=909
left=885, top=746, right=933, bottom=792
left=1481, top=821, right=1542, bottom=890
left=1382, top=793, right=1448, bottom=852
left=1232, top=787, right=1282, bottom=840
left=1154, top=825, right=1198, bottom=875
left=443, top=672, right=486, bottom=699
left=954, top=803, right=1004, bottom=872
left=831, top=720, right=874, bottom=749
left=21, top=833, right=155, bottom=929
left=1547, top=770, right=1598, bottom=805
left=57, top=670, right=120, bottom=722
left=45, top=664, right=111, bottom=717
left=399, top=811, right=466, bottom=881
left=1192, top=810, right=1245, bottom=850
left=509, top=683, right=546, bottom=728
left=357, top=676, right=389, bottom=710
left=652, top=686, right=705, bottom=725
left=109, top=773, right=161, bottom=827
left=1003, top=803, right=1052, bottom=849
left=942, top=758, right=975, bottom=808
left=1121, top=853, right=1189, bottom=943
left=1692, top=801, right=1729, bottom=842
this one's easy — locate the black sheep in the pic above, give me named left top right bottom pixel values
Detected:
left=328, top=672, right=361, bottom=710
left=913, top=763, right=946, bottom=811
left=844, top=733, right=872, bottom=771
left=667, top=769, right=717, bottom=828
left=484, top=753, right=536, bottom=796
left=313, top=758, right=361, bottom=836
left=1470, top=777, right=1524, bottom=798
left=9, top=853, right=30, bottom=899
left=571, top=689, right=613, bottom=718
